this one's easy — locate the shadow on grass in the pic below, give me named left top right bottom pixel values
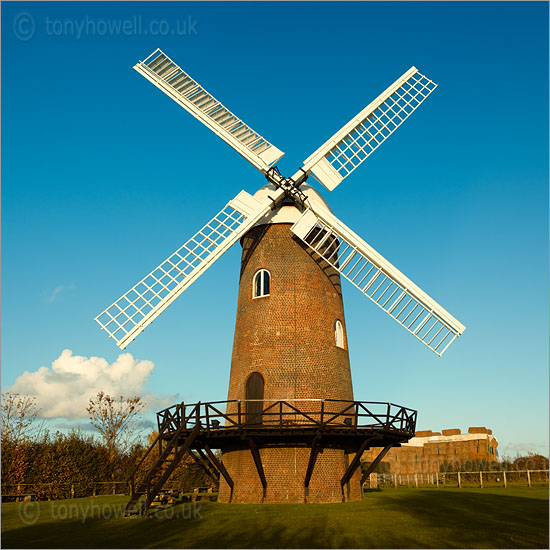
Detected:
left=2, top=490, right=549, bottom=549
left=375, top=489, right=549, bottom=549
left=2, top=500, right=336, bottom=549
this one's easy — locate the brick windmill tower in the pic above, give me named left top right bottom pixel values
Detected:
left=220, top=184, right=359, bottom=503
left=95, top=50, right=466, bottom=511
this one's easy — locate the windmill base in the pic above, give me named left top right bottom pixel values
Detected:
left=125, top=400, right=416, bottom=515
left=218, top=447, right=362, bottom=503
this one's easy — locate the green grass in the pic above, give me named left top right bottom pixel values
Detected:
left=2, top=487, right=548, bottom=548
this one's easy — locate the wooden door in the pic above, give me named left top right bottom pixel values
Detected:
left=246, top=372, right=264, bottom=425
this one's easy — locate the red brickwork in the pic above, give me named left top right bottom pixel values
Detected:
left=218, top=223, right=361, bottom=503
left=220, top=448, right=361, bottom=503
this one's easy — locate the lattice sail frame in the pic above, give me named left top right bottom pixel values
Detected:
left=298, top=67, right=437, bottom=191
left=95, top=189, right=284, bottom=349
left=291, top=208, right=465, bottom=356
left=134, top=49, right=284, bottom=173
left=97, top=51, right=464, bottom=354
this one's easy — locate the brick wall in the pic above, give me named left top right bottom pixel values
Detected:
left=220, top=447, right=361, bottom=503
left=218, top=223, right=361, bottom=503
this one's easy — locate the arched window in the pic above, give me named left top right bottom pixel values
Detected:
left=245, top=372, right=264, bottom=425
left=335, top=320, right=344, bottom=348
left=253, top=269, right=270, bottom=298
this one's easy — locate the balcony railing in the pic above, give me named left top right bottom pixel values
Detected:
left=156, top=399, right=417, bottom=436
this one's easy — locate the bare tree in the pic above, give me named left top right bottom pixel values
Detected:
left=1, top=392, right=41, bottom=445
left=1, top=393, right=44, bottom=486
left=86, top=392, right=144, bottom=463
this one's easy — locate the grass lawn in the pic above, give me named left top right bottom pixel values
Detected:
left=2, top=487, right=548, bottom=548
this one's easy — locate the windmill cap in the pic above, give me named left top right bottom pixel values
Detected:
left=252, top=183, right=332, bottom=227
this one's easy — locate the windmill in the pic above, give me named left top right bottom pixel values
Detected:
left=95, top=49, right=465, bottom=509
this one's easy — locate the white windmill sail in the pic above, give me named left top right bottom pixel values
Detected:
left=294, top=68, right=437, bottom=190
left=291, top=207, right=465, bottom=356
left=95, top=189, right=284, bottom=349
left=134, top=49, right=285, bottom=173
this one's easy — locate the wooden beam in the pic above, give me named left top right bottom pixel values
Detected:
left=195, top=447, right=218, bottom=478
left=203, top=443, right=234, bottom=502
left=360, top=445, right=393, bottom=485
left=145, top=423, right=200, bottom=512
left=344, top=451, right=351, bottom=501
left=188, top=449, right=219, bottom=487
left=304, top=436, right=321, bottom=500
left=340, top=438, right=373, bottom=493
left=248, top=438, right=267, bottom=500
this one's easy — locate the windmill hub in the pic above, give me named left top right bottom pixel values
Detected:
left=95, top=49, right=466, bottom=511
left=265, top=165, right=309, bottom=208
left=252, top=183, right=332, bottom=227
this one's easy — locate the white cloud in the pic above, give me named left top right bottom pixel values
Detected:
left=45, top=284, right=75, bottom=304
left=7, top=349, right=177, bottom=419
left=499, top=441, right=549, bottom=458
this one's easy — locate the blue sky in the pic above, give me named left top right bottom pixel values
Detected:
left=2, top=2, right=548, bottom=457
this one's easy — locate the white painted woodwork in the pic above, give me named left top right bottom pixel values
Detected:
left=95, top=189, right=284, bottom=349
left=296, top=67, right=437, bottom=190
left=291, top=207, right=465, bottom=356
left=96, top=50, right=465, bottom=356
left=134, top=49, right=284, bottom=173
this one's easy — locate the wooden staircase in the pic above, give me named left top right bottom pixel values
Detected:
left=125, top=413, right=200, bottom=516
